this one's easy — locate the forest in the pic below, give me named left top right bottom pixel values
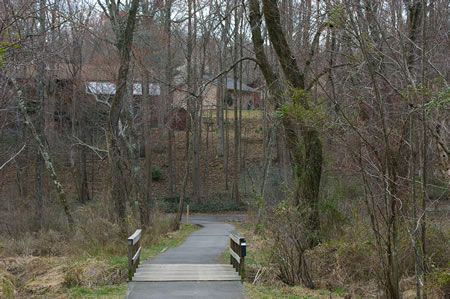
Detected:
left=0, top=0, right=448, bottom=298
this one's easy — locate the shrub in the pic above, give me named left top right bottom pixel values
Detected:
left=426, top=269, right=450, bottom=298
left=427, top=177, right=449, bottom=201
left=152, top=165, right=162, bottom=181
left=64, top=266, right=82, bottom=288
left=268, top=201, right=315, bottom=288
left=319, top=198, right=350, bottom=237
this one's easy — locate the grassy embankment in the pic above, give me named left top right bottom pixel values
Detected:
left=0, top=222, right=198, bottom=298
left=68, top=222, right=198, bottom=298
left=222, top=220, right=346, bottom=299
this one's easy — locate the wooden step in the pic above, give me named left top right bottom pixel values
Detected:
left=132, top=264, right=241, bottom=282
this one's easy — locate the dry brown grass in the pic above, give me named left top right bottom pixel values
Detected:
left=0, top=255, right=126, bottom=297
left=0, top=197, right=194, bottom=297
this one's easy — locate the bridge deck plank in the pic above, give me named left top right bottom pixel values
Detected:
left=132, top=263, right=241, bottom=282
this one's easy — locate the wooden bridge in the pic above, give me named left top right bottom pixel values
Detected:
left=127, top=217, right=246, bottom=298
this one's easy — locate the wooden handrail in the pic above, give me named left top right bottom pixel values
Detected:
left=128, top=229, right=142, bottom=281
left=229, top=231, right=246, bottom=280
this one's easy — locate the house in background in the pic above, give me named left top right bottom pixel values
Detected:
left=85, top=74, right=187, bottom=131
left=9, top=62, right=191, bottom=132
left=173, top=75, right=260, bottom=111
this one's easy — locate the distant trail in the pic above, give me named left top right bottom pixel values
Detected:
left=126, top=214, right=247, bottom=299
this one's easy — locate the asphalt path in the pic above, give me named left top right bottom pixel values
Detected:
left=126, top=214, right=247, bottom=299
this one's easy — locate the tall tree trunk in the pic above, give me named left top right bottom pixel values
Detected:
left=262, top=0, right=323, bottom=237
left=71, top=45, right=90, bottom=204
left=225, top=106, right=229, bottom=190
left=78, top=89, right=90, bottom=204
left=204, top=120, right=210, bottom=199
left=34, top=151, right=44, bottom=223
left=216, top=73, right=224, bottom=157
left=232, top=0, right=240, bottom=204
left=409, top=110, right=421, bottom=298
left=177, top=0, right=195, bottom=220
left=12, top=77, right=74, bottom=229
left=407, top=0, right=426, bottom=296
left=192, top=107, right=201, bottom=202
left=216, top=1, right=231, bottom=157
left=188, top=0, right=201, bottom=203
left=143, top=74, right=153, bottom=224
left=101, top=0, right=143, bottom=234
left=79, top=145, right=90, bottom=203
left=34, top=0, right=46, bottom=226
left=419, top=0, right=427, bottom=289
left=176, top=133, right=192, bottom=225
left=165, top=0, right=176, bottom=197
left=238, top=8, right=244, bottom=172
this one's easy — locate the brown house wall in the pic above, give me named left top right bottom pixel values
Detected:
left=173, top=84, right=259, bottom=110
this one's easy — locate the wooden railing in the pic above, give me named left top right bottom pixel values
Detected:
left=229, top=231, right=246, bottom=280
left=128, top=229, right=142, bottom=281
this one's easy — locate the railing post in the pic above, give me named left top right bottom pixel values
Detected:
left=230, top=236, right=233, bottom=267
left=128, top=229, right=142, bottom=281
left=230, top=231, right=246, bottom=281
left=128, top=238, right=133, bottom=281
left=136, top=238, right=140, bottom=270
left=240, top=238, right=246, bottom=280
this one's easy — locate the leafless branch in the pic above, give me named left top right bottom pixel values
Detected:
left=71, top=136, right=108, bottom=160
left=0, top=144, right=26, bottom=171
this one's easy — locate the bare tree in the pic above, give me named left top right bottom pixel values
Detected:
left=97, top=0, right=148, bottom=234
left=215, top=1, right=232, bottom=158
left=319, top=1, right=448, bottom=297
left=231, top=0, right=241, bottom=204
left=248, top=0, right=329, bottom=244
left=10, top=77, right=75, bottom=229
left=165, top=0, right=177, bottom=198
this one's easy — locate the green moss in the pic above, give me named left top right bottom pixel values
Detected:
left=278, top=89, right=329, bottom=131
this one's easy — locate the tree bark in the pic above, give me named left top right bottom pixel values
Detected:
left=100, top=0, right=145, bottom=234
left=232, top=0, right=240, bottom=204
left=34, top=0, right=46, bottom=225
left=143, top=74, right=153, bottom=224
left=419, top=0, right=427, bottom=289
left=165, top=0, right=176, bottom=197
left=250, top=0, right=323, bottom=237
left=79, top=144, right=90, bottom=203
left=12, top=77, right=74, bottom=229
left=216, top=1, right=231, bottom=157
left=405, top=1, right=426, bottom=297
left=188, top=0, right=201, bottom=203
left=70, top=45, right=90, bottom=204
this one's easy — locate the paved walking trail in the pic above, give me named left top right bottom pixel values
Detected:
left=126, top=214, right=247, bottom=299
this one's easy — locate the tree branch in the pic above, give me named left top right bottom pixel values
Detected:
left=306, top=63, right=351, bottom=92
left=0, top=144, right=26, bottom=171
